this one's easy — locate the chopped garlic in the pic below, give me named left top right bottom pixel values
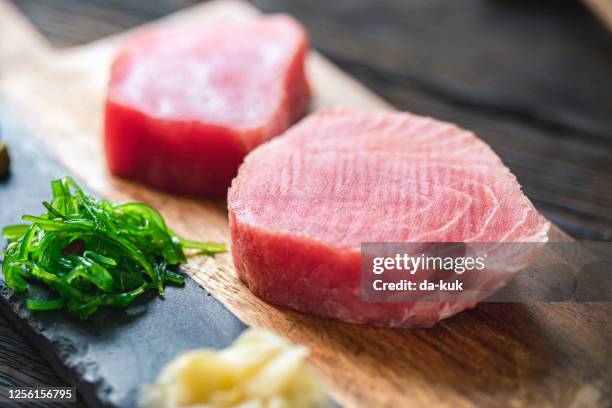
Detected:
left=139, top=329, right=330, bottom=408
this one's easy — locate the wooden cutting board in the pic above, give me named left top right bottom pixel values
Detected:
left=0, top=0, right=610, bottom=407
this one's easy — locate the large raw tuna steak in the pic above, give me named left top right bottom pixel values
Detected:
left=228, top=109, right=550, bottom=328
left=105, top=15, right=309, bottom=198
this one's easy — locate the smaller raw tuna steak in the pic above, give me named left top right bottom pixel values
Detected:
left=228, top=109, right=550, bottom=328
left=105, top=15, right=309, bottom=198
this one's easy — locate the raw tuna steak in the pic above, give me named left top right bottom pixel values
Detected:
left=228, top=109, right=550, bottom=328
left=105, top=16, right=309, bottom=198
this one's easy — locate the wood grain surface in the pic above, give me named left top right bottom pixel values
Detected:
left=0, top=312, right=85, bottom=408
left=11, top=0, right=612, bottom=243
left=1, top=1, right=611, bottom=407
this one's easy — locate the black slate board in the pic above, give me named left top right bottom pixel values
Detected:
left=0, top=107, right=247, bottom=408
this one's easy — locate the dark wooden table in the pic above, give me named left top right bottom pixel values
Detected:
left=3, top=0, right=612, bottom=406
